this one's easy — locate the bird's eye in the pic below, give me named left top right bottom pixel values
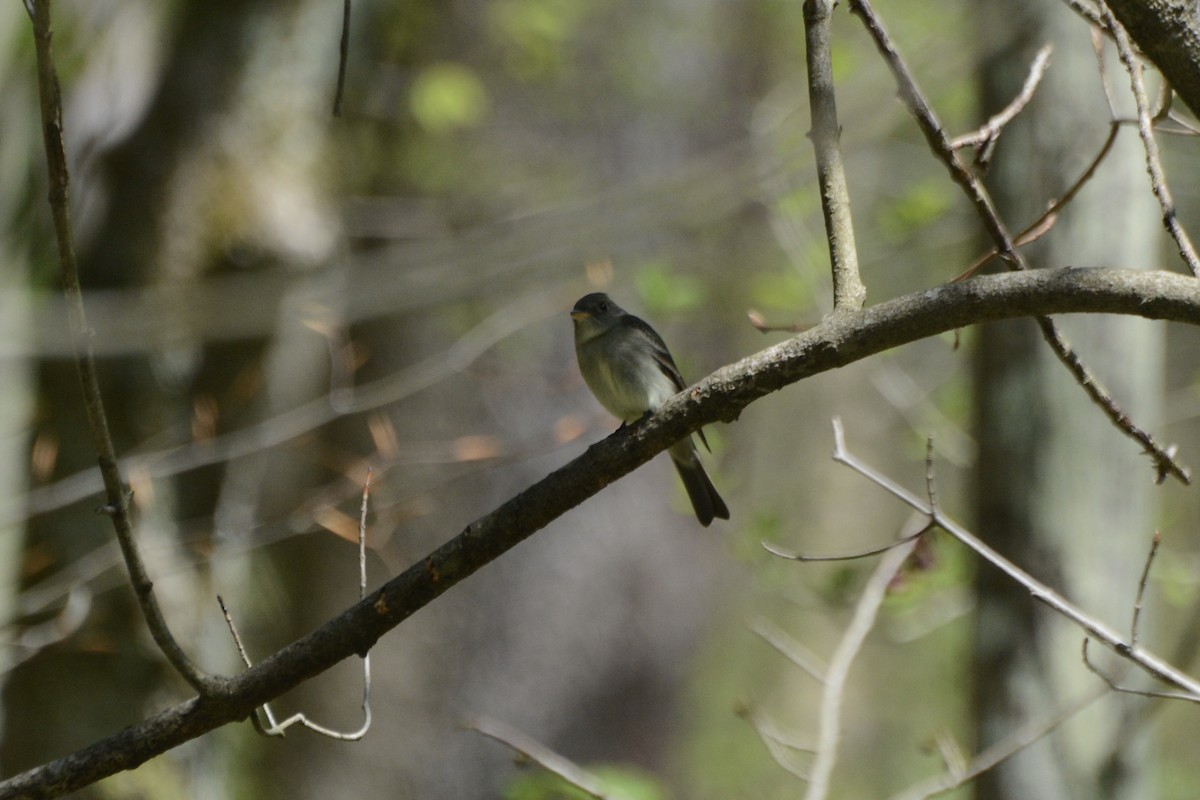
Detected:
left=597, top=302, right=608, bottom=313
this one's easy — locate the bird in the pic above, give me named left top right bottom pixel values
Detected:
left=570, top=292, right=729, bottom=526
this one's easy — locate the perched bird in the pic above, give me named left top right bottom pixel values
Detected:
left=570, top=292, right=729, bottom=526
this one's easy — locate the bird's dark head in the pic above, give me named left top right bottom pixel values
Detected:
left=570, top=292, right=622, bottom=322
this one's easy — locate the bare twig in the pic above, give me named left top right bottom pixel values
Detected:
left=764, top=522, right=931, bottom=562
left=804, top=0, right=866, bottom=311
left=1130, top=531, right=1160, bottom=646
left=748, top=309, right=811, bottom=334
left=849, top=0, right=1191, bottom=486
left=30, top=0, right=214, bottom=694
left=1075, top=530, right=1195, bottom=703
left=923, top=436, right=939, bottom=516
left=333, top=0, right=352, bottom=116
left=1098, top=1, right=1200, bottom=276
left=805, top=532, right=917, bottom=800
left=1081, top=639, right=1200, bottom=704
left=221, top=470, right=375, bottom=740
left=951, top=44, right=1053, bottom=171
left=952, top=123, right=1120, bottom=282
left=1061, top=0, right=1105, bottom=31
left=829, top=418, right=1200, bottom=698
left=467, top=716, right=615, bottom=800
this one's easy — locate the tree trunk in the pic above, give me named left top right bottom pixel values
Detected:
left=972, top=4, right=1161, bottom=799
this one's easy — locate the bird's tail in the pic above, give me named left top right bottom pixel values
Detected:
left=670, top=444, right=729, bottom=527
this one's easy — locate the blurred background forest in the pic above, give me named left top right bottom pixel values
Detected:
left=2, top=0, right=1200, bottom=797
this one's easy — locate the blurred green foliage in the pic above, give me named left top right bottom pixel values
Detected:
left=635, top=261, right=706, bottom=315
left=878, top=178, right=953, bottom=244
left=487, top=0, right=591, bottom=82
left=502, top=764, right=667, bottom=800
left=409, top=62, right=491, bottom=132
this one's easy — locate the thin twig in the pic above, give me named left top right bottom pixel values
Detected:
left=829, top=417, right=1200, bottom=699
left=1130, top=531, right=1160, bottom=646
left=332, top=0, right=352, bottom=116
left=1098, top=1, right=1200, bottom=276
left=805, top=532, right=917, bottom=800
left=764, top=522, right=931, bottom=562
left=923, top=436, right=939, bottom=517
left=467, top=716, right=615, bottom=800
left=1082, top=639, right=1200, bottom=704
left=952, top=123, right=1120, bottom=282
left=29, top=0, right=213, bottom=694
left=748, top=309, right=811, bottom=334
left=849, top=0, right=1191, bottom=486
left=1061, top=0, right=1105, bottom=31
left=951, top=44, right=1053, bottom=171
left=804, top=0, right=866, bottom=311
left=221, top=470, right=375, bottom=740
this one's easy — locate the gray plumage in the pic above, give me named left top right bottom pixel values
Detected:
left=571, top=293, right=729, bottom=526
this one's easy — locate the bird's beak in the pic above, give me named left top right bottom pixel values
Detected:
left=570, top=310, right=590, bottom=321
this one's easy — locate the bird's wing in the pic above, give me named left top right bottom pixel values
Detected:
left=620, top=314, right=711, bottom=452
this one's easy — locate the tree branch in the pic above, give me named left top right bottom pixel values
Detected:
left=1098, top=0, right=1200, bottom=119
left=804, top=0, right=866, bottom=311
left=849, top=0, right=1191, bottom=484
left=1099, top=0, right=1200, bottom=276
left=2, top=267, right=1200, bottom=799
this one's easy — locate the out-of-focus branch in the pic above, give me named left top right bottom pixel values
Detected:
left=4, top=267, right=1200, bottom=799
left=804, top=0, right=866, bottom=312
left=887, top=686, right=1108, bottom=800
left=804, top=536, right=916, bottom=800
left=29, top=0, right=215, bottom=695
left=849, top=0, right=1191, bottom=486
left=8, top=283, right=573, bottom=532
left=467, top=717, right=615, bottom=800
left=333, top=0, right=351, bottom=116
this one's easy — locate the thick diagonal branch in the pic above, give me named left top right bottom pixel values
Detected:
left=3, top=267, right=1200, bottom=800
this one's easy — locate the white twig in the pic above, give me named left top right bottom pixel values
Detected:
left=221, top=469, right=375, bottom=740
left=804, top=529, right=916, bottom=800
left=828, top=417, right=1200, bottom=700
left=751, top=618, right=827, bottom=683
